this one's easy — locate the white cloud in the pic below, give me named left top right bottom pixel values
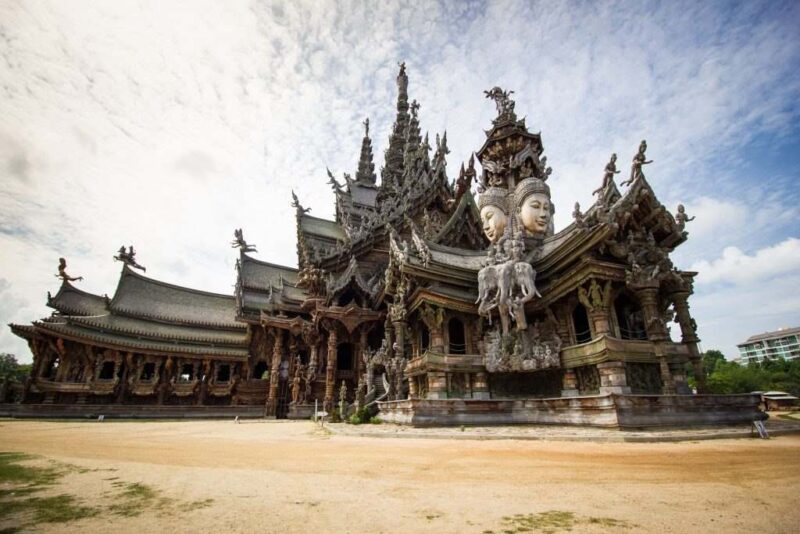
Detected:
left=691, top=238, right=800, bottom=286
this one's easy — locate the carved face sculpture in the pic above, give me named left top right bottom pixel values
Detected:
left=480, top=205, right=507, bottom=243
left=518, top=193, right=551, bottom=236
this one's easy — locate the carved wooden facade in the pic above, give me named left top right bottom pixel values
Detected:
left=10, top=65, right=707, bottom=420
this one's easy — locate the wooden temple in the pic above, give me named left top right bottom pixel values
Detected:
left=7, top=65, right=762, bottom=426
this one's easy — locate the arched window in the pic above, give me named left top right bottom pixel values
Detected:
left=420, top=326, right=430, bottom=353
left=615, top=293, right=647, bottom=340
left=337, top=343, right=354, bottom=371
left=448, top=318, right=466, bottom=354
left=253, top=361, right=268, bottom=380
left=572, top=304, right=592, bottom=344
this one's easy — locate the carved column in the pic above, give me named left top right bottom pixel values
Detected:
left=393, top=321, right=407, bottom=359
left=598, top=362, right=631, bottom=394
left=408, top=375, right=418, bottom=398
left=636, top=286, right=675, bottom=394
left=324, top=329, right=338, bottom=412
left=580, top=280, right=612, bottom=338
left=426, top=371, right=447, bottom=399
left=561, top=369, right=579, bottom=397
left=472, top=371, right=490, bottom=400
left=265, top=330, right=283, bottom=416
left=672, top=290, right=705, bottom=393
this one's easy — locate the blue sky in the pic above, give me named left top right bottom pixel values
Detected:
left=1, top=0, right=799, bottom=362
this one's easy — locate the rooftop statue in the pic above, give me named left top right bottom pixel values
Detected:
left=56, top=257, right=83, bottom=282
left=621, top=140, right=652, bottom=187
left=113, top=246, right=146, bottom=272
left=674, top=204, right=695, bottom=231
left=514, top=177, right=552, bottom=237
left=291, top=190, right=311, bottom=215
left=484, top=86, right=516, bottom=119
left=326, top=168, right=344, bottom=193
left=231, top=228, right=257, bottom=253
left=477, top=187, right=508, bottom=243
left=573, top=202, right=586, bottom=229
left=593, top=153, right=620, bottom=196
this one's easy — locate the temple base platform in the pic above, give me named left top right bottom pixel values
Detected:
left=0, top=404, right=266, bottom=419
left=287, top=403, right=316, bottom=419
left=377, top=394, right=765, bottom=428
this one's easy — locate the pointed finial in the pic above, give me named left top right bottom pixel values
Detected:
left=363, top=117, right=369, bottom=137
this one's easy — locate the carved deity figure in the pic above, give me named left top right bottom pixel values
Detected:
left=573, top=202, right=586, bottom=229
left=291, top=366, right=302, bottom=404
left=484, top=86, right=516, bottom=118
left=593, top=153, right=620, bottom=196
left=56, top=258, right=83, bottom=282
left=674, top=204, right=695, bottom=231
left=113, top=246, right=146, bottom=272
left=621, top=140, right=652, bottom=187
left=478, top=187, right=508, bottom=243
left=514, top=177, right=552, bottom=237
left=231, top=228, right=257, bottom=252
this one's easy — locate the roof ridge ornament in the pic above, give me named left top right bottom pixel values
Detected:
left=231, top=228, right=257, bottom=253
left=113, top=246, right=146, bottom=272
left=291, top=190, right=311, bottom=216
left=484, top=86, right=516, bottom=123
left=56, top=257, right=83, bottom=282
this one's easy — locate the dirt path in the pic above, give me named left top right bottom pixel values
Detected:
left=1, top=420, right=798, bottom=533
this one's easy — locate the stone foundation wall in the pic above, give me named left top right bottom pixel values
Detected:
left=0, top=403, right=265, bottom=419
left=378, top=393, right=764, bottom=428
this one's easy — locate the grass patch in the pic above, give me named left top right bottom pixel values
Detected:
left=178, top=498, right=214, bottom=512
left=0, top=453, right=63, bottom=488
left=485, top=510, right=634, bottom=533
left=108, top=481, right=160, bottom=517
left=0, top=451, right=213, bottom=529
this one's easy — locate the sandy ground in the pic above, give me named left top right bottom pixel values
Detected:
left=1, top=419, right=799, bottom=533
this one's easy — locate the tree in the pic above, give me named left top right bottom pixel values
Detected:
left=0, top=353, right=31, bottom=382
left=702, top=350, right=726, bottom=376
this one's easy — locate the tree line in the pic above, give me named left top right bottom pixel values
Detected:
left=688, top=349, right=800, bottom=396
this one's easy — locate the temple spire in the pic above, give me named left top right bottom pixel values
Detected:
left=382, top=62, right=411, bottom=189
left=355, top=117, right=376, bottom=185
left=402, top=100, right=422, bottom=170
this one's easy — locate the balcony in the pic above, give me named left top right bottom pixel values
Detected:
left=560, top=335, right=690, bottom=368
left=405, top=351, right=484, bottom=377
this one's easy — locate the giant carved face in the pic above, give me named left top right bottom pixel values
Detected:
left=518, top=193, right=551, bottom=236
left=480, top=205, right=507, bottom=243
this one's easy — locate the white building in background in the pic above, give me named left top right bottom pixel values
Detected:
left=737, top=327, right=800, bottom=364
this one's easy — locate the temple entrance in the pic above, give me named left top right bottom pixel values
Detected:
left=615, top=293, right=647, bottom=340
left=448, top=318, right=466, bottom=354
left=572, top=304, right=592, bottom=344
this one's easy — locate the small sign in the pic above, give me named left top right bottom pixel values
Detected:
left=315, top=411, right=328, bottom=418
left=97, top=415, right=105, bottom=422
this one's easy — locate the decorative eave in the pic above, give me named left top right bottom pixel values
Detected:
left=407, top=286, right=478, bottom=315
left=313, top=302, right=384, bottom=334
left=259, top=312, right=313, bottom=337
left=31, top=320, right=248, bottom=360
left=9, top=323, right=40, bottom=340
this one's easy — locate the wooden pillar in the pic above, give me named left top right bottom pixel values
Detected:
left=472, top=372, right=490, bottom=400
left=597, top=361, right=631, bottom=394
left=324, top=329, right=338, bottom=412
left=265, top=330, right=283, bottom=416
left=393, top=320, right=407, bottom=359
left=636, top=286, right=675, bottom=394
left=426, top=371, right=447, bottom=399
left=561, top=369, right=579, bottom=397
left=672, top=291, right=705, bottom=393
